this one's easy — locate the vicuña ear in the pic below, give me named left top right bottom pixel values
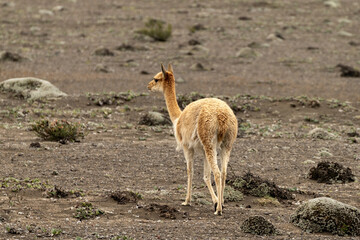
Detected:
left=161, top=63, right=168, bottom=78
left=168, top=63, right=173, bottom=74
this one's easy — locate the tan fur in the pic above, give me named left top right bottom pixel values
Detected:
left=148, top=64, right=238, bottom=215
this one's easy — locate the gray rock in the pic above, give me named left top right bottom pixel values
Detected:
left=308, top=128, right=336, bottom=140
left=0, top=77, right=67, bottom=100
left=291, top=197, right=360, bottom=236
left=235, top=47, right=261, bottom=59
left=139, top=111, right=171, bottom=126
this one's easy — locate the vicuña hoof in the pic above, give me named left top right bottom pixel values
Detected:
left=214, top=210, right=222, bottom=216
left=181, top=202, right=191, bottom=206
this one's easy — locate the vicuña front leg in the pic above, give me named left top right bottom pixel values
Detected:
left=182, top=147, right=194, bottom=206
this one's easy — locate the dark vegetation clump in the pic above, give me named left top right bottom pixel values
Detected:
left=94, top=47, right=114, bottom=56
left=47, top=185, right=83, bottom=198
left=241, top=216, right=277, bottom=235
left=87, top=91, right=138, bottom=106
left=177, top=92, right=205, bottom=109
left=31, top=119, right=85, bottom=143
left=145, top=204, right=178, bottom=219
left=336, top=64, right=360, bottom=78
left=227, top=172, right=293, bottom=200
left=74, top=202, right=104, bottom=220
left=0, top=51, right=22, bottom=62
left=137, top=19, right=172, bottom=41
left=110, top=191, right=142, bottom=204
left=308, top=161, right=355, bottom=184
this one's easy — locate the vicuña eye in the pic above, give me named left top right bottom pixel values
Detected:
left=154, top=79, right=158, bottom=82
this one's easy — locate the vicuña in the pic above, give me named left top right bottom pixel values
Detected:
left=148, top=64, right=238, bottom=215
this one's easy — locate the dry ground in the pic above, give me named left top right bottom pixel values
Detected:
left=0, top=0, right=360, bottom=239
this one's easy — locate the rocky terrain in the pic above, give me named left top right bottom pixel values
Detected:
left=0, top=0, right=359, bottom=239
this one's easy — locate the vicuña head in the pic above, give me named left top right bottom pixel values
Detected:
left=148, top=64, right=238, bottom=215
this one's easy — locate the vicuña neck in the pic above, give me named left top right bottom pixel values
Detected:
left=163, top=77, right=182, bottom=123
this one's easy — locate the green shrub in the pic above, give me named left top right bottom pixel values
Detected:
left=137, top=19, right=172, bottom=41
left=32, top=119, right=85, bottom=142
left=74, top=202, right=104, bottom=220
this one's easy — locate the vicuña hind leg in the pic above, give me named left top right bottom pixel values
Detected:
left=220, top=147, right=231, bottom=208
left=203, top=156, right=218, bottom=205
left=182, top=146, right=194, bottom=206
left=204, top=146, right=222, bottom=215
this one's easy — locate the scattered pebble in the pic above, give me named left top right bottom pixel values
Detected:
left=94, top=63, right=114, bottom=73
left=176, top=77, right=185, bottom=83
left=39, top=9, right=54, bottom=16
left=235, top=47, right=261, bottom=59
left=53, top=5, right=65, bottom=11
left=94, top=47, right=114, bottom=56
left=324, top=0, right=340, bottom=8
left=30, top=142, right=41, bottom=148
left=190, top=62, right=207, bottom=71
left=188, top=39, right=201, bottom=45
left=338, top=30, right=353, bottom=37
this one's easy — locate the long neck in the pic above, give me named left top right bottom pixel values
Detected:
left=163, top=76, right=182, bottom=123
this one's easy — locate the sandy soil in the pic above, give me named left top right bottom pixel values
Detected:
left=0, top=0, right=360, bottom=239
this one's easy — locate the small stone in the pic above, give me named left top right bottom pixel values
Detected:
left=191, top=45, right=209, bottom=55
left=266, top=33, right=284, bottom=42
left=94, top=64, right=114, bottom=73
left=190, top=63, right=207, bottom=71
left=338, top=31, right=353, bottom=37
left=190, top=23, right=206, bottom=31
left=53, top=5, right=65, bottom=11
left=140, top=70, right=149, bottom=75
left=116, top=43, right=135, bottom=51
left=238, top=16, right=252, bottom=21
left=303, top=160, right=315, bottom=164
left=337, top=18, right=352, bottom=24
left=235, top=47, right=261, bottom=59
left=30, top=26, right=41, bottom=32
left=39, top=9, right=54, bottom=16
left=247, top=42, right=262, bottom=49
left=30, top=142, right=41, bottom=148
left=121, top=59, right=139, bottom=67
left=94, top=47, right=114, bottom=56
left=188, top=39, right=201, bottom=45
left=324, top=0, right=340, bottom=8
left=176, top=77, right=185, bottom=83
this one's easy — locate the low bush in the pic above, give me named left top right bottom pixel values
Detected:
left=32, top=119, right=85, bottom=142
left=137, top=19, right=172, bottom=41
